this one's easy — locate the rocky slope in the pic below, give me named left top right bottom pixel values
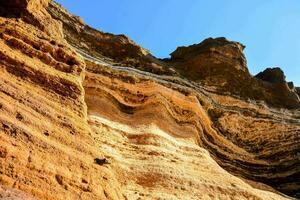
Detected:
left=0, top=0, right=299, bottom=199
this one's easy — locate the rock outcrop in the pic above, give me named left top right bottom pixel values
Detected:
left=255, top=67, right=286, bottom=83
left=0, top=1, right=299, bottom=199
left=47, top=2, right=174, bottom=75
left=168, top=38, right=300, bottom=109
left=170, top=37, right=248, bottom=73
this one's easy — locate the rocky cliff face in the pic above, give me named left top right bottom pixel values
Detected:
left=0, top=1, right=299, bottom=199
left=0, top=1, right=124, bottom=199
left=168, top=38, right=300, bottom=109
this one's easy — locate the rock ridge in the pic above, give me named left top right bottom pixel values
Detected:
left=167, top=38, right=300, bottom=109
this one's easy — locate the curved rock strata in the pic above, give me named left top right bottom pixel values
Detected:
left=0, top=0, right=299, bottom=199
left=83, top=59, right=300, bottom=199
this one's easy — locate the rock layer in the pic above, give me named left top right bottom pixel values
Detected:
left=83, top=60, right=300, bottom=199
left=0, top=1, right=123, bottom=199
left=0, top=1, right=299, bottom=199
left=82, top=62, right=291, bottom=199
left=47, top=3, right=174, bottom=75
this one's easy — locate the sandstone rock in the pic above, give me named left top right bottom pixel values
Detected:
left=84, top=60, right=300, bottom=199
left=47, top=2, right=174, bottom=75
left=47, top=2, right=300, bottom=109
left=0, top=185, right=38, bottom=200
left=171, top=37, right=248, bottom=73
left=255, top=67, right=286, bottom=83
left=169, top=37, right=251, bottom=91
left=167, top=38, right=300, bottom=109
left=0, top=1, right=123, bottom=199
left=0, top=0, right=299, bottom=199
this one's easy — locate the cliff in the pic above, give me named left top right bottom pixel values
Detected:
left=0, top=1, right=299, bottom=199
left=168, top=38, right=300, bottom=109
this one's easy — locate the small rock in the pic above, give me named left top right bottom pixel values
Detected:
left=43, top=130, right=50, bottom=136
left=16, top=112, right=23, bottom=121
left=94, top=158, right=109, bottom=165
left=82, top=178, right=88, bottom=184
left=55, top=174, right=63, bottom=185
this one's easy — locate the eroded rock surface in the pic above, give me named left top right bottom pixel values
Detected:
left=0, top=185, right=38, bottom=200
left=47, top=2, right=174, bottom=75
left=170, top=37, right=248, bottom=73
left=0, top=0, right=299, bottom=199
left=0, top=1, right=123, bottom=199
left=255, top=67, right=286, bottom=83
left=167, top=38, right=300, bottom=109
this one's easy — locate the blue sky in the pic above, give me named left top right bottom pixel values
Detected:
left=55, top=0, right=300, bottom=85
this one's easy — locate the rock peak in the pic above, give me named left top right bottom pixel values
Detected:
left=170, top=37, right=248, bottom=72
left=255, top=67, right=286, bottom=84
left=166, top=38, right=300, bottom=108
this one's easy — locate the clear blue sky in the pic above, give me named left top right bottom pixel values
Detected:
left=55, top=0, right=300, bottom=86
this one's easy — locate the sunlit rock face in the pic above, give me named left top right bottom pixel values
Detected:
left=0, top=1, right=123, bottom=199
left=0, top=0, right=299, bottom=199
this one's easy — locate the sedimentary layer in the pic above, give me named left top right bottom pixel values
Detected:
left=0, top=1, right=124, bottom=199
left=83, top=58, right=300, bottom=199
left=0, top=1, right=299, bottom=199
